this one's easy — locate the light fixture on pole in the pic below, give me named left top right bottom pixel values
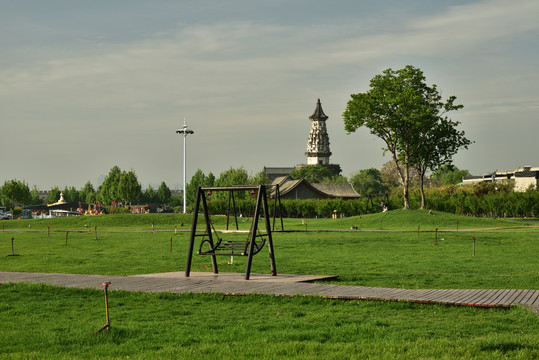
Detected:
left=176, top=120, right=194, bottom=213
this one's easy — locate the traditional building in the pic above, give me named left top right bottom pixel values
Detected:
left=264, top=99, right=342, bottom=180
left=270, top=176, right=360, bottom=200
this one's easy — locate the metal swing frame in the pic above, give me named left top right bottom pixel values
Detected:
left=185, top=185, right=277, bottom=280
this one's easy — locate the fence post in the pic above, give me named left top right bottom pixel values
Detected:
left=472, top=236, right=476, bottom=257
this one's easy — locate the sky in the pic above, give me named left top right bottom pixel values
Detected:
left=1, top=0, right=538, bottom=190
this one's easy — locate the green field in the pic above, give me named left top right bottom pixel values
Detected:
left=1, top=210, right=538, bottom=359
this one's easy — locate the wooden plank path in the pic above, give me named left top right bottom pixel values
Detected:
left=1, top=271, right=537, bottom=314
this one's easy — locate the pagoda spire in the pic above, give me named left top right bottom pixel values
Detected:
left=305, top=99, right=331, bottom=166
left=310, top=98, right=328, bottom=121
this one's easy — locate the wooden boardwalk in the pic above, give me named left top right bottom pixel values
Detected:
left=1, top=271, right=538, bottom=314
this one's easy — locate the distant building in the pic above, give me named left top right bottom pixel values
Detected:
left=270, top=176, right=360, bottom=200
left=264, top=99, right=342, bottom=181
left=462, top=166, right=538, bottom=191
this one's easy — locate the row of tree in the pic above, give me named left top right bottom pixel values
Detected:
left=0, top=161, right=478, bottom=212
left=0, top=168, right=178, bottom=211
left=0, top=166, right=268, bottom=211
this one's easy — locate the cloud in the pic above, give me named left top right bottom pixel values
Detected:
left=1, top=1, right=539, bottom=187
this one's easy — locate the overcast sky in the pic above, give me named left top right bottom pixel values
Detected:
left=1, top=0, right=538, bottom=190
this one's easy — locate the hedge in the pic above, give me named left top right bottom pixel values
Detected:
left=186, top=186, right=538, bottom=218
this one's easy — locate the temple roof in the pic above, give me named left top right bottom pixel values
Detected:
left=269, top=176, right=360, bottom=199
left=309, top=99, right=328, bottom=121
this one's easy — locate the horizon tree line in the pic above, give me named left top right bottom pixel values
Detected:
left=1, top=161, right=473, bottom=212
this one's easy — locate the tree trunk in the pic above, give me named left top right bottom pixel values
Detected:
left=402, top=178, right=410, bottom=209
left=394, top=155, right=410, bottom=210
left=419, top=173, right=426, bottom=209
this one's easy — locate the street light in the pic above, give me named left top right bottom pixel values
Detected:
left=176, top=120, right=194, bottom=213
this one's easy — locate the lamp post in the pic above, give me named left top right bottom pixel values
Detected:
left=176, top=120, right=194, bottom=213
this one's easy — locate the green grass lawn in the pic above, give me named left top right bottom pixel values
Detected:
left=1, top=210, right=538, bottom=359
left=1, top=208, right=538, bottom=232
left=0, top=283, right=537, bottom=360
left=1, top=212, right=537, bottom=289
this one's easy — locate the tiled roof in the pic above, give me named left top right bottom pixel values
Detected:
left=270, top=176, right=360, bottom=199
left=311, top=183, right=360, bottom=198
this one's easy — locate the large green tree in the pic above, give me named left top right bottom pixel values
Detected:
left=186, top=169, right=207, bottom=205
left=350, top=168, right=387, bottom=197
left=97, top=166, right=141, bottom=204
left=410, top=108, right=472, bottom=208
left=0, top=179, right=31, bottom=210
left=157, top=181, right=172, bottom=205
left=344, top=65, right=468, bottom=209
left=97, top=166, right=122, bottom=204
left=215, top=167, right=249, bottom=187
left=47, top=186, right=61, bottom=204
left=118, top=170, right=142, bottom=204
left=79, top=181, right=96, bottom=204
left=142, top=185, right=158, bottom=204
left=248, top=171, right=269, bottom=185
left=214, top=167, right=250, bottom=199
left=432, top=164, right=471, bottom=186
left=29, top=186, right=43, bottom=206
left=63, top=186, right=80, bottom=203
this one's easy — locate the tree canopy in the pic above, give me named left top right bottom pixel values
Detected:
left=47, top=186, right=61, bottom=204
left=0, top=179, right=31, bottom=210
left=289, top=165, right=334, bottom=183
left=118, top=170, right=141, bottom=204
left=432, top=164, right=471, bottom=186
left=157, top=181, right=172, bottom=205
left=97, top=166, right=142, bottom=205
left=79, top=181, right=96, bottom=204
left=350, top=168, right=387, bottom=197
left=343, top=65, right=470, bottom=209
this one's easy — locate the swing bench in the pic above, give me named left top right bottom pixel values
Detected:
left=185, top=185, right=282, bottom=280
left=197, top=223, right=266, bottom=257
